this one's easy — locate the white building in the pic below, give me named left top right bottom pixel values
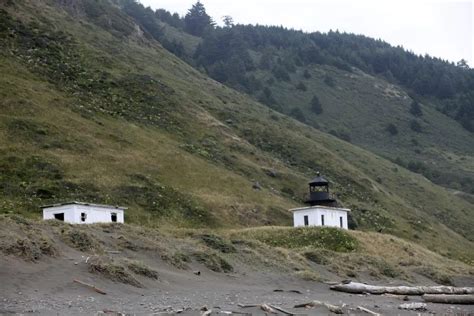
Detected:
left=290, top=172, right=351, bottom=229
left=290, top=205, right=350, bottom=229
left=42, top=201, right=126, bottom=224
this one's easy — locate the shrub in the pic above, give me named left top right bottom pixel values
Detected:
left=303, top=249, right=330, bottom=265
left=329, top=129, right=351, bottom=142
left=0, top=235, right=57, bottom=261
left=125, top=259, right=159, bottom=279
left=409, top=100, right=423, bottom=117
left=290, top=107, right=306, bottom=123
left=88, top=257, right=141, bottom=287
left=410, top=119, right=422, bottom=133
left=193, top=251, right=233, bottom=272
left=272, top=65, right=291, bottom=81
left=199, top=234, right=236, bottom=253
left=161, top=252, right=190, bottom=269
left=303, top=69, right=311, bottom=79
left=296, top=81, right=307, bottom=91
left=324, top=75, right=336, bottom=87
left=386, top=123, right=398, bottom=135
left=62, top=229, right=101, bottom=252
left=310, top=95, right=323, bottom=114
left=294, top=270, right=321, bottom=281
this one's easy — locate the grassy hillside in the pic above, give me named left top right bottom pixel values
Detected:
left=145, top=9, right=474, bottom=195
left=0, top=0, right=473, bottom=264
left=251, top=63, right=474, bottom=195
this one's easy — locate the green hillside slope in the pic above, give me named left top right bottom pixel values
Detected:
left=141, top=8, right=474, bottom=195
left=0, top=0, right=473, bottom=263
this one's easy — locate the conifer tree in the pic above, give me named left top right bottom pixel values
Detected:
left=310, top=95, right=323, bottom=114
left=184, top=1, right=214, bottom=36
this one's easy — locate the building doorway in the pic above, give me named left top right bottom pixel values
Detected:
left=54, top=213, right=64, bottom=221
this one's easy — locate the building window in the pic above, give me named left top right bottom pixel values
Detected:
left=304, top=215, right=309, bottom=226
left=54, top=213, right=64, bottom=221
left=81, top=212, right=87, bottom=222
left=340, top=216, right=343, bottom=228
left=321, top=214, right=325, bottom=226
left=111, top=212, right=117, bottom=223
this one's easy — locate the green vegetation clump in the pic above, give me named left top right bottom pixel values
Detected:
left=125, top=259, right=159, bottom=279
left=303, top=249, right=331, bottom=265
left=0, top=236, right=57, bottom=261
left=294, top=269, right=321, bottom=281
left=310, top=95, right=323, bottom=114
left=386, top=123, right=398, bottom=135
left=62, top=229, right=101, bottom=252
left=368, top=258, right=402, bottom=278
left=88, top=256, right=142, bottom=287
left=193, top=251, right=233, bottom=272
left=241, top=227, right=358, bottom=252
left=199, top=234, right=236, bottom=253
left=161, top=252, right=191, bottom=269
left=0, top=215, right=57, bottom=261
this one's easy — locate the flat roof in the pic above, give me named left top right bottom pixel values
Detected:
left=41, top=201, right=128, bottom=210
left=289, top=205, right=351, bottom=212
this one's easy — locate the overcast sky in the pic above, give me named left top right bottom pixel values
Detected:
left=140, top=0, right=473, bottom=66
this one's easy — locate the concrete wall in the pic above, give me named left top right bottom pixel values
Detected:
left=43, top=205, right=77, bottom=223
left=43, top=205, right=124, bottom=224
left=293, top=206, right=349, bottom=229
left=75, top=205, right=124, bottom=224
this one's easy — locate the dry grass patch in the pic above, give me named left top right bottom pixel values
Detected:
left=294, top=269, right=322, bottom=281
left=88, top=256, right=141, bottom=287
left=61, top=228, right=102, bottom=253
left=124, top=259, right=159, bottom=280
left=0, top=215, right=58, bottom=261
left=161, top=251, right=191, bottom=269
left=193, top=250, right=233, bottom=273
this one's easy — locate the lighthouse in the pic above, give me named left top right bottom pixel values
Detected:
left=290, top=172, right=350, bottom=229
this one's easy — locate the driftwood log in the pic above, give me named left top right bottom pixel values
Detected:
left=422, top=294, right=474, bottom=304
left=73, top=279, right=107, bottom=295
left=398, top=302, right=427, bottom=311
left=330, top=282, right=473, bottom=295
left=294, top=301, right=344, bottom=314
left=356, top=306, right=380, bottom=316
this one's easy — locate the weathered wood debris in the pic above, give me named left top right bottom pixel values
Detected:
left=73, top=279, right=107, bottom=295
left=398, top=302, right=427, bottom=311
left=294, top=300, right=344, bottom=314
left=330, top=282, right=473, bottom=295
left=356, top=305, right=380, bottom=315
left=422, top=294, right=474, bottom=304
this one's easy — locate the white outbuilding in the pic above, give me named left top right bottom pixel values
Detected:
left=42, top=201, right=126, bottom=224
left=290, top=205, right=350, bottom=229
left=290, top=172, right=350, bottom=229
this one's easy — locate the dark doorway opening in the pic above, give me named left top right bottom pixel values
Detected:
left=54, top=213, right=64, bottom=221
left=321, top=214, right=325, bottom=226
left=111, top=212, right=117, bottom=223
left=81, top=213, right=87, bottom=222
left=340, top=216, right=343, bottom=228
left=304, top=215, right=309, bottom=226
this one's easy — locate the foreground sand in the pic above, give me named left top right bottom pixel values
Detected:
left=1, top=252, right=473, bottom=315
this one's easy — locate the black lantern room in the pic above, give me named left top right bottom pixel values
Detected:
left=305, top=172, right=337, bottom=207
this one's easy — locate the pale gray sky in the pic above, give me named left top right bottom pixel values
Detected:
left=140, top=0, right=473, bottom=66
